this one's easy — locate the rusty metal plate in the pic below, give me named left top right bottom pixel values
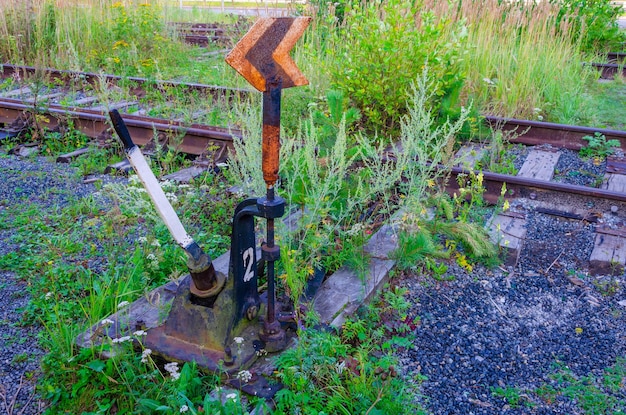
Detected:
left=225, top=17, right=311, bottom=92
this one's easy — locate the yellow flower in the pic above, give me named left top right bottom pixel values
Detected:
left=113, top=40, right=129, bottom=49
left=575, top=327, right=583, bottom=335
left=112, top=1, right=123, bottom=8
left=113, top=57, right=121, bottom=64
left=502, top=200, right=510, bottom=211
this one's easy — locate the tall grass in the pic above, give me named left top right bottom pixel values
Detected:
left=0, top=0, right=239, bottom=83
left=297, top=0, right=601, bottom=131
left=451, top=0, right=598, bottom=123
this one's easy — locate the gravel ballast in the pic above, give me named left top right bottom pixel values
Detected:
left=398, top=211, right=626, bottom=414
left=1, top=149, right=626, bottom=414
left=0, top=154, right=124, bottom=414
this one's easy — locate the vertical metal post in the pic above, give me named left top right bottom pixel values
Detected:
left=258, top=78, right=286, bottom=348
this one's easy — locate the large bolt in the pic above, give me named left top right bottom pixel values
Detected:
left=246, top=305, right=258, bottom=321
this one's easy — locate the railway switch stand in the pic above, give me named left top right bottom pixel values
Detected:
left=103, top=17, right=311, bottom=396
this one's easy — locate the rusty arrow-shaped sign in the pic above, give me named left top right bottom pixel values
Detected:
left=225, top=17, right=311, bottom=92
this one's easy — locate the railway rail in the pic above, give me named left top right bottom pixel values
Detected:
left=447, top=121, right=626, bottom=276
left=2, top=66, right=626, bottom=275
left=0, top=65, right=250, bottom=165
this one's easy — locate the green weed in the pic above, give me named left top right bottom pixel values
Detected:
left=580, top=132, right=621, bottom=162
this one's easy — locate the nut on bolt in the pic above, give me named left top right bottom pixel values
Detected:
left=246, top=305, right=258, bottom=321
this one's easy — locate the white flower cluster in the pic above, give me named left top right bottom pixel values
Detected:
left=165, top=193, right=178, bottom=203
left=146, top=252, right=159, bottom=268
left=236, top=370, right=252, bottom=383
left=164, top=362, right=180, bottom=381
left=141, top=348, right=152, bottom=364
left=112, top=335, right=131, bottom=344
left=179, top=405, right=189, bottom=413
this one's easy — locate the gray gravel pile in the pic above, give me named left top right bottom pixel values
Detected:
left=397, top=144, right=626, bottom=413
left=552, top=149, right=606, bottom=187
left=0, top=271, right=46, bottom=414
left=398, top=209, right=626, bottom=414
left=0, top=153, right=124, bottom=415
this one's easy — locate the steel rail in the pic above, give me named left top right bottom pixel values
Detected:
left=446, top=165, right=626, bottom=204
left=0, top=97, right=241, bottom=157
left=484, top=116, right=626, bottom=150
left=588, top=62, right=626, bottom=80
left=0, top=64, right=251, bottom=100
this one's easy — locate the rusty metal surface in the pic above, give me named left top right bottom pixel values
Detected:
left=589, top=62, right=626, bottom=80
left=225, top=17, right=311, bottom=92
left=0, top=64, right=250, bottom=100
left=0, top=97, right=239, bottom=160
left=484, top=116, right=626, bottom=150
left=607, top=52, right=626, bottom=64
left=446, top=165, right=626, bottom=204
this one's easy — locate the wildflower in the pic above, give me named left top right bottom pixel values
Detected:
left=138, top=236, right=148, bottom=244
left=45, top=292, right=54, bottom=300
left=141, top=348, right=152, bottom=363
left=101, top=318, right=115, bottom=326
left=164, top=362, right=180, bottom=381
left=133, top=330, right=147, bottom=337
left=112, top=335, right=131, bottom=344
left=118, top=300, right=130, bottom=308
left=225, top=393, right=238, bottom=401
left=502, top=200, right=510, bottom=212
left=150, top=240, right=161, bottom=247
left=236, top=370, right=252, bottom=383
left=112, top=40, right=129, bottom=50
left=146, top=253, right=157, bottom=261
left=180, top=405, right=189, bottom=413
left=165, top=193, right=178, bottom=203
left=233, top=337, right=244, bottom=344
left=335, top=360, right=346, bottom=374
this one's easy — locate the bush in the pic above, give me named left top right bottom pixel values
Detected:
left=551, top=0, right=626, bottom=54
left=324, top=0, right=467, bottom=135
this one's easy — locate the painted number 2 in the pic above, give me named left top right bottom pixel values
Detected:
left=242, top=247, right=255, bottom=282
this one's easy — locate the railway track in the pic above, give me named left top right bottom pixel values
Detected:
left=447, top=121, right=626, bottom=277
left=0, top=65, right=250, bottom=167
left=2, top=65, right=626, bottom=276
left=169, top=21, right=236, bottom=47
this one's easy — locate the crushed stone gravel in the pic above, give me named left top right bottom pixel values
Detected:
left=0, top=153, right=125, bottom=414
left=397, top=205, right=626, bottom=414
left=2, top=146, right=626, bottom=414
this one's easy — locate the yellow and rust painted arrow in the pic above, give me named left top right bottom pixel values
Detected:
left=225, top=17, right=311, bottom=92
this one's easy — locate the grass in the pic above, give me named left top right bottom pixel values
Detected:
left=493, top=359, right=626, bottom=414
left=0, top=0, right=625, bottom=413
